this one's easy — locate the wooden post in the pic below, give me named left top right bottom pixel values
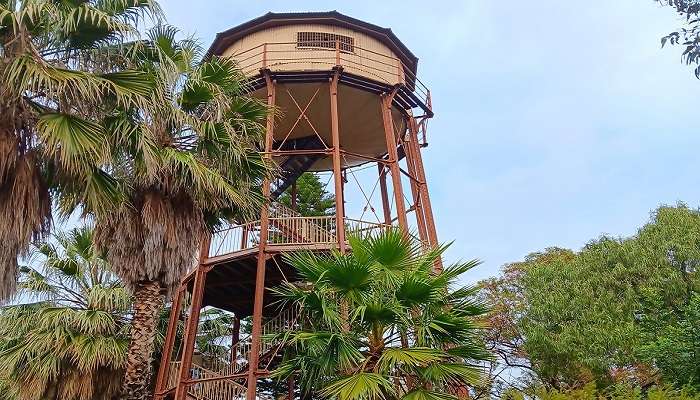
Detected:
left=335, top=39, right=340, bottom=66
left=330, top=69, right=346, bottom=252
left=262, top=43, right=267, bottom=69
left=241, top=225, right=248, bottom=250
left=246, top=71, right=276, bottom=400
left=154, top=287, right=184, bottom=398
left=173, top=237, right=210, bottom=400
left=377, top=163, right=392, bottom=226
left=381, top=93, right=408, bottom=231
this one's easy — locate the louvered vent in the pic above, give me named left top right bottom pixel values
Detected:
left=296, top=31, right=355, bottom=53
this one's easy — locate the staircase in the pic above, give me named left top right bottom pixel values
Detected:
left=169, top=307, right=299, bottom=400
left=270, top=136, right=325, bottom=200
left=217, top=306, right=299, bottom=376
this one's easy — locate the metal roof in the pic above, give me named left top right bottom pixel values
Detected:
left=205, top=11, right=419, bottom=73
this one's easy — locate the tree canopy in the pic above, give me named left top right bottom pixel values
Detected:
left=481, top=204, right=700, bottom=396
left=657, top=0, right=700, bottom=77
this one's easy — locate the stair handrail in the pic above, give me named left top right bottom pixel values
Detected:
left=215, top=306, right=299, bottom=376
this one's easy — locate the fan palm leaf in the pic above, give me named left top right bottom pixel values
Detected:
left=0, top=226, right=130, bottom=400
left=0, top=0, right=158, bottom=303
left=74, top=25, right=271, bottom=399
left=274, top=229, right=490, bottom=399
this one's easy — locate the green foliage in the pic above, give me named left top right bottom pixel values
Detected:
left=0, top=226, right=130, bottom=400
left=482, top=204, right=700, bottom=393
left=272, top=229, right=489, bottom=400
left=279, top=172, right=335, bottom=217
left=0, top=0, right=159, bottom=305
left=503, top=382, right=700, bottom=400
left=657, top=0, right=700, bottom=77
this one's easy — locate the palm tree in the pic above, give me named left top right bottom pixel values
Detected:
left=272, top=230, right=491, bottom=400
left=85, top=26, right=270, bottom=399
left=0, top=225, right=241, bottom=400
left=0, top=0, right=158, bottom=302
left=0, top=226, right=131, bottom=400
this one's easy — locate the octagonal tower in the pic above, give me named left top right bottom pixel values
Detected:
left=156, top=12, right=437, bottom=400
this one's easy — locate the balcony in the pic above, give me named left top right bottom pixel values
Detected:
left=228, top=41, right=432, bottom=116
left=208, top=203, right=388, bottom=260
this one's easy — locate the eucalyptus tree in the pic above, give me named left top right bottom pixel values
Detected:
left=272, top=230, right=490, bottom=400
left=0, top=0, right=158, bottom=302
left=657, top=0, right=700, bottom=77
left=0, top=226, right=131, bottom=400
left=86, top=26, right=269, bottom=399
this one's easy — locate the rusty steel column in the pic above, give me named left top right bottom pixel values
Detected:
left=408, top=116, right=442, bottom=271
left=230, top=316, right=240, bottom=363
left=330, top=69, right=347, bottom=252
left=154, top=286, right=184, bottom=398
left=246, top=72, right=276, bottom=400
left=381, top=93, right=408, bottom=231
left=377, top=163, right=392, bottom=226
left=173, top=237, right=210, bottom=400
left=403, top=122, right=429, bottom=244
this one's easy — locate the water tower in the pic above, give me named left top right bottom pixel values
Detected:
left=155, top=11, right=438, bottom=400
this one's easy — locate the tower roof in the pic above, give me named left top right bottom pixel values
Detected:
left=205, top=11, right=419, bottom=74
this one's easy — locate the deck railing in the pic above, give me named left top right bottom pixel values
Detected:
left=167, top=307, right=299, bottom=399
left=230, top=40, right=431, bottom=110
left=209, top=203, right=389, bottom=258
left=166, top=361, right=247, bottom=400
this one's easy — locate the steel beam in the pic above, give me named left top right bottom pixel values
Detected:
left=380, top=93, right=409, bottom=231
left=408, top=116, right=441, bottom=272
left=154, top=286, right=184, bottom=398
left=246, top=71, right=276, bottom=400
left=330, top=69, right=347, bottom=252
left=173, top=236, right=210, bottom=400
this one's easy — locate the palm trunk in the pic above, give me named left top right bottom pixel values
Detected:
left=122, top=280, right=164, bottom=400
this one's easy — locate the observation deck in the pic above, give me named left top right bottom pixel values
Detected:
left=183, top=203, right=388, bottom=318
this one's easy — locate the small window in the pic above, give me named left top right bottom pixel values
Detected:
left=297, top=32, right=355, bottom=53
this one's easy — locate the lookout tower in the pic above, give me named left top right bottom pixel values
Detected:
left=155, top=11, right=437, bottom=400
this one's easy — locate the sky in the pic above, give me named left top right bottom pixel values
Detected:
left=159, top=0, right=699, bottom=282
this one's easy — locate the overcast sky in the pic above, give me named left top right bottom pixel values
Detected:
left=160, top=1, right=699, bottom=282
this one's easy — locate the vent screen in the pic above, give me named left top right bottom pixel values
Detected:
left=297, top=32, right=355, bottom=53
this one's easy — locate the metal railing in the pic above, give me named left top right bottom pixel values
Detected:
left=209, top=202, right=389, bottom=258
left=209, top=306, right=299, bottom=376
left=167, top=361, right=247, bottom=400
left=230, top=40, right=431, bottom=110
left=189, top=363, right=248, bottom=400
left=167, top=307, right=299, bottom=399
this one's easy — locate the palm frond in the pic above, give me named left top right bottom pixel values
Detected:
left=321, top=373, right=395, bottom=400
left=377, top=347, right=446, bottom=372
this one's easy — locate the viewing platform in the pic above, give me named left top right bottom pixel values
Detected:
left=183, top=202, right=389, bottom=318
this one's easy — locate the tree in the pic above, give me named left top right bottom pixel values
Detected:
left=657, top=0, right=700, bottom=77
left=0, top=0, right=157, bottom=302
left=84, top=26, right=270, bottom=399
left=0, top=225, right=239, bottom=400
left=632, top=205, right=700, bottom=389
left=272, top=229, right=490, bottom=400
left=279, top=172, right=335, bottom=216
left=0, top=226, right=131, bottom=400
left=481, top=204, right=700, bottom=393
